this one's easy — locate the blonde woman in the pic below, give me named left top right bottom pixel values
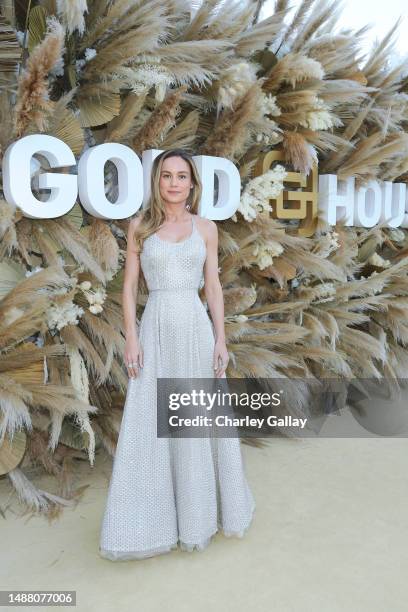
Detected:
left=99, top=148, right=255, bottom=560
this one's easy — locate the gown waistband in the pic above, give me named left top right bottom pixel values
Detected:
left=149, top=287, right=199, bottom=292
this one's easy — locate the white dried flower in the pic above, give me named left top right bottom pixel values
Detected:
left=217, top=62, right=258, bottom=111
left=82, top=285, right=107, bottom=308
left=388, top=228, right=405, bottom=242
left=239, top=164, right=286, bottom=222
left=79, top=281, right=92, bottom=290
left=299, top=97, right=342, bottom=131
left=367, top=253, right=390, bottom=268
left=111, top=64, right=173, bottom=99
left=258, top=92, right=281, bottom=117
left=253, top=241, right=284, bottom=269
left=315, top=230, right=340, bottom=258
left=89, top=304, right=103, bottom=314
left=254, top=92, right=282, bottom=145
left=84, top=47, right=96, bottom=62
left=46, top=301, right=84, bottom=331
left=93, top=287, right=107, bottom=304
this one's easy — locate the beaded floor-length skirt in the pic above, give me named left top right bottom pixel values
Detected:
left=99, top=215, right=255, bottom=561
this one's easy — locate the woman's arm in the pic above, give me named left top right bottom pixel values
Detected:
left=123, top=216, right=144, bottom=378
left=202, top=219, right=229, bottom=378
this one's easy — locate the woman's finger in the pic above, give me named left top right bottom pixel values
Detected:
left=215, top=355, right=229, bottom=378
left=127, top=356, right=139, bottom=379
left=215, top=357, right=222, bottom=375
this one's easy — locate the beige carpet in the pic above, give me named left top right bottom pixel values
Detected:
left=1, top=410, right=408, bottom=612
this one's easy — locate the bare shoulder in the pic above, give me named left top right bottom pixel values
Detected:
left=127, top=214, right=144, bottom=255
left=129, top=214, right=143, bottom=231
left=195, top=215, right=217, bottom=243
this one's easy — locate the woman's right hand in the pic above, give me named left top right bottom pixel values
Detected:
left=124, top=336, right=144, bottom=379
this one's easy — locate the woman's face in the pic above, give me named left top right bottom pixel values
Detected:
left=159, top=156, right=193, bottom=206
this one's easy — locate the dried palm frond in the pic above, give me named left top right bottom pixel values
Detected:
left=88, top=218, right=120, bottom=276
left=104, top=91, right=148, bottom=142
left=0, top=199, right=18, bottom=257
left=160, top=109, right=199, bottom=149
left=46, top=91, right=85, bottom=154
left=0, top=14, right=22, bottom=75
left=39, top=219, right=106, bottom=282
left=27, top=5, right=48, bottom=52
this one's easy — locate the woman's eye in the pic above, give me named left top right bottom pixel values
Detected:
left=162, top=174, right=187, bottom=179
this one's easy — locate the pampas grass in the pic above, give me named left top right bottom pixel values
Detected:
left=132, top=84, right=187, bottom=153
left=56, top=0, right=88, bottom=35
left=200, top=81, right=262, bottom=159
left=263, top=52, right=324, bottom=92
left=282, top=130, right=317, bottom=174
left=13, top=17, right=65, bottom=138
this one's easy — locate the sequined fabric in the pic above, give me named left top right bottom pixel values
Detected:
left=99, top=215, right=255, bottom=561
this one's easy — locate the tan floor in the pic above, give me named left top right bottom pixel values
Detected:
left=1, top=409, right=408, bottom=612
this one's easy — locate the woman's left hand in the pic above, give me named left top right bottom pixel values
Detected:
left=213, top=340, right=229, bottom=378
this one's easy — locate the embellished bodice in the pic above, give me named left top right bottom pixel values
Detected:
left=140, top=215, right=206, bottom=293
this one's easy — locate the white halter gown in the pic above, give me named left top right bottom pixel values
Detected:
left=99, top=214, right=255, bottom=560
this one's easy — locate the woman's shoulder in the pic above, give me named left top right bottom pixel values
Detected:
left=195, top=214, right=216, bottom=230
left=127, top=214, right=146, bottom=248
left=195, top=215, right=217, bottom=237
left=129, top=213, right=144, bottom=230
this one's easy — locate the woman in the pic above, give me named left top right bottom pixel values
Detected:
left=99, top=148, right=255, bottom=561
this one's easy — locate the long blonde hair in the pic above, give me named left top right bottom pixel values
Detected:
left=132, top=148, right=202, bottom=253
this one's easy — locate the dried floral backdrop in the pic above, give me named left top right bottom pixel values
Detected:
left=1, top=0, right=408, bottom=517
